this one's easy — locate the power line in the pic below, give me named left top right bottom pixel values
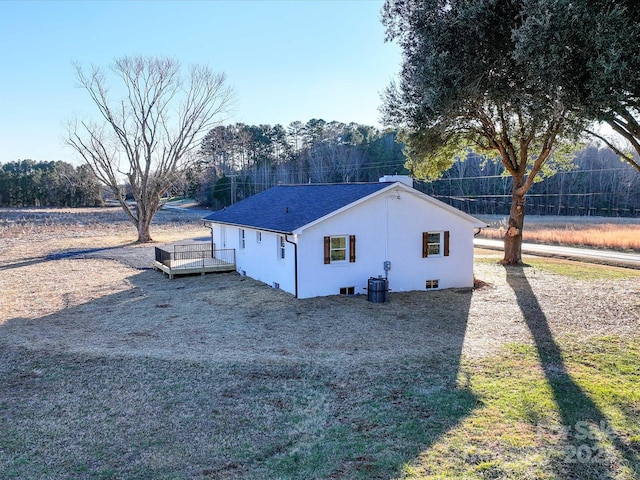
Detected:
left=416, top=167, right=638, bottom=183
left=430, top=192, right=637, bottom=199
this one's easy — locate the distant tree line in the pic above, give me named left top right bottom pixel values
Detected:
left=417, top=147, right=640, bottom=217
left=191, top=119, right=407, bottom=208
left=0, top=160, right=103, bottom=208
left=4, top=128, right=638, bottom=217
left=193, top=120, right=639, bottom=216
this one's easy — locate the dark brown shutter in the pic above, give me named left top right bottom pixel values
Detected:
left=324, top=236, right=331, bottom=264
left=444, top=231, right=450, bottom=256
left=349, top=235, right=356, bottom=263
left=422, top=232, right=429, bottom=258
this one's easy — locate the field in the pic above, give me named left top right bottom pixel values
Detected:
left=479, top=215, right=640, bottom=250
left=1, top=208, right=639, bottom=479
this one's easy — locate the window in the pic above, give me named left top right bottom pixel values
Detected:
left=426, top=279, right=440, bottom=290
left=331, top=236, right=347, bottom=262
left=239, top=229, right=246, bottom=249
left=339, top=286, right=355, bottom=295
left=427, top=232, right=441, bottom=256
left=422, top=231, right=450, bottom=257
left=278, top=235, right=285, bottom=260
left=324, top=235, right=356, bottom=264
left=256, top=231, right=262, bottom=243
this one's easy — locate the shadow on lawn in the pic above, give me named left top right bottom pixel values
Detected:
left=0, top=264, right=479, bottom=479
left=505, top=265, right=638, bottom=479
left=0, top=244, right=138, bottom=271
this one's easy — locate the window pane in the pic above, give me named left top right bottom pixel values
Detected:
left=331, top=237, right=346, bottom=249
left=428, top=232, right=441, bottom=255
left=331, top=249, right=346, bottom=261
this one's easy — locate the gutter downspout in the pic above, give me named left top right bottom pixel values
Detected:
left=284, top=234, right=298, bottom=298
left=205, top=222, right=215, bottom=253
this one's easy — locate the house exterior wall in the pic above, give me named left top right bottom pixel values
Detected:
left=295, top=188, right=477, bottom=298
left=211, top=224, right=296, bottom=295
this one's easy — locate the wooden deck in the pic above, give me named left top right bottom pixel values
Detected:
left=153, top=245, right=236, bottom=279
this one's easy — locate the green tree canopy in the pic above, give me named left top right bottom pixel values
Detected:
left=513, top=0, right=640, bottom=172
left=382, top=0, right=583, bottom=264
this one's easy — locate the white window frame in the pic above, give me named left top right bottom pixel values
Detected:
left=278, top=235, right=286, bottom=260
left=256, top=231, right=262, bottom=244
left=239, top=228, right=246, bottom=249
left=329, top=235, right=348, bottom=263
left=427, top=232, right=442, bottom=257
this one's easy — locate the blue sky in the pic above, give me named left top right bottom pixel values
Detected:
left=0, top=0, right=401, bottom=165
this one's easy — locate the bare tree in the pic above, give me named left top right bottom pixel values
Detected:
left=67, top=56, right=234, bottom=242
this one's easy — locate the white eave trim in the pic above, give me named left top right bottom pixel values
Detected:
left=292, top=182, right=487, bottom=234
left=204, top=182, right=487, bottom=234
left=202, top=219, right=292, bottom=235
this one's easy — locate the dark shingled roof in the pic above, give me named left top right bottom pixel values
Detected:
left=203, top=183, right=393, bottom=233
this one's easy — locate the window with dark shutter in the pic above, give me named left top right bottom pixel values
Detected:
left=423, top=231, right=447, bottom=257
left=349, top=235, right=356, bottom=263
left=324, top=235, right=355, bottom=264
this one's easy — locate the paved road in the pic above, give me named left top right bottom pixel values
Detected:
left=474, top=238, right=640, bottom=269
left=161, top=202, right=213, bottom=217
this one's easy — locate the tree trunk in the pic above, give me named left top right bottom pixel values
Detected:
left=136, top=209, right=154, bottom=243
left=137, top=220, right=152, bottom=242
left=502, top=176, right=526, bottom=265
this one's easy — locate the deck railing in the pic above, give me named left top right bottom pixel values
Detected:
left=154, top=244, right=236, bottom=269
left=155, top=246, right=172, bottom=265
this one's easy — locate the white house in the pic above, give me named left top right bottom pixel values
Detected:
left=203, top=176, right=487, bottom=299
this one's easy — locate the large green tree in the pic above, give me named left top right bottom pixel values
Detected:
left=381, top=0, right=581, bottom=264
left=67, top=56, right=234, bottom=242
left=514, top=0, right=640, bottom=172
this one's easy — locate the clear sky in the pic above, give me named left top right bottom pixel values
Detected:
left=0, top=0, right=401, bottom=165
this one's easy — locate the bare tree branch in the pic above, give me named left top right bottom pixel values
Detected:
left=586, top=128, right=640, bottom=173
left=66, top=56, right=234, bottom=242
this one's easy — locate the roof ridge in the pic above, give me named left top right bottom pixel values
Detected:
left=275, top=182, right=386, bottom=186
left=203, top=182, right=392, bottom=233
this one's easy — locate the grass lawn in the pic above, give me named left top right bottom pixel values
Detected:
left=1, top=211, right=639, bottom=479
left=3, top=324, right=638, bottom=479
left=400, top=337, right=640, bottom=479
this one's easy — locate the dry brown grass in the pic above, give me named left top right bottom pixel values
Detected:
left=2, top=208, right=637, bottom=361
left=479, top=215, right=640, bottom=250
left=1, top=208, right=639, bottom=479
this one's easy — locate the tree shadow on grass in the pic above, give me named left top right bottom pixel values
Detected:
left=505, top=265, right=638, bottom=479
left=0, top=243, right=139, bottom=271
left=0, top=266, right=479, bottom=479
